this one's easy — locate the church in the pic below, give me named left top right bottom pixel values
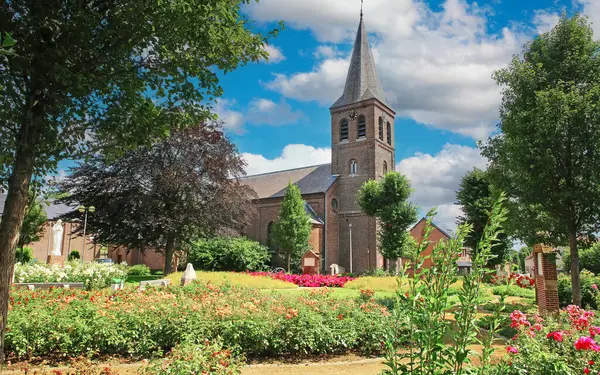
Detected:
left=242, top=13, right=396, bottom=274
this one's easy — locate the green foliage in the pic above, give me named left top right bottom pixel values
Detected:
left=492, top=285, right=535, bottom=299
left=68, top=250, right=80, bottom=261
left=557, top=270, right=599, bottom=309
left=6, top=283, right=392, bottom=360
left=358, top=172, right=418, bottom=261
left=518, top=247, right=530, bottom=273
left=563, top=243, right=600, bottom=275
left=381, top=195, right=509, bottom=375
left=481, top=14, right=600, bottom=306
left=14, top=246, right=32, bottom=264
left=18, top=194, right=48, bottom=249
left=139, top=340, right=245, bottom=375
left=272, top=183, right=312, bottom=273
left=456, top=168, right=511, bottom=266
left=127, top=264, right=151, bottom=276
left=187, top=237, right=270, bottom=272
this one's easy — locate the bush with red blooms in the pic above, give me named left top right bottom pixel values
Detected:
left=489, top=272, right=535, bottom=289
left=490, top=305, right=600, bottom=374
left=247, top=271, right=355, bottom=287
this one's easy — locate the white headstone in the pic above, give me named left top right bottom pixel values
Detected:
left=330, top=263, right=340, bottom=275
left=51, top=220, right=64, bottom=256
left=183, top=263, right=197, bottom=280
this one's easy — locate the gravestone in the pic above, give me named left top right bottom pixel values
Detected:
left=532, top=243, right=559, bottom=315
left=181, top=263, right=197, bottom=286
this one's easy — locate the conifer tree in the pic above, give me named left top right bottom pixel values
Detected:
left=272, top=182, right=312, bottom=273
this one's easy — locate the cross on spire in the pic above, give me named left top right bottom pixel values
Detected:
left=360, top=0, right=364, bottom=20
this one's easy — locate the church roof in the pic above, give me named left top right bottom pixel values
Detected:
left=0, top=193, right=74, bottom=220
left=331, top=16, right=387, bottom=109
left=242, top=164, right=337, bottom=199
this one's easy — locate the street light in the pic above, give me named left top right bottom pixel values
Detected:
left=78, top=205, right=95, bottom=263
left=349, top=222, right=353, bottom=274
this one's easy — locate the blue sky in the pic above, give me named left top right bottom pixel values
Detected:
left=54, top=0, right=599, bottom=230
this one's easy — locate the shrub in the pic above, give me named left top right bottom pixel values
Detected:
left=492, top=285, right=535, bottom=298
left=68, top=250, right=80, bottom=261
left=128, top=264, right=151, bottom=276
left=558, top=270, right=599, bottom=309
left=15, top=246, right=33, bottom=264
left=139, top=341, right=244, bottom=375
left=187, top=237, right=270, bottom=272
left=12, top=261, right=128, bottom=290
left=5, top=282, right=392, bottom=361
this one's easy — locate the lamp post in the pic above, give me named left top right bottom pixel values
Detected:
left=349, top=222, right=353, bottom=274
left=78, top=205, right=95, bottom=263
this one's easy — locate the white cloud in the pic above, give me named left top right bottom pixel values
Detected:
left=246, top=98, right=307, bottom=126
left=533, top=10, right=561, bottom=34
left=396, top=144, right=487, bottom=231
left=215, top=99, right=245, bottom=134
left=242, top=144, right=331, bottom=175
left=578, top=0, right=600, bottom=36
left=313, top=45, right=341, bottom=59
left=262, top=44, right=285, bottom=63
left=248, top=0, right=533, bottom=139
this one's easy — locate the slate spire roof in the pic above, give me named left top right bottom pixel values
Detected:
left=331, top=14, right=387, bottom=109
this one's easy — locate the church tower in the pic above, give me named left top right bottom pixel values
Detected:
left=329, top=11, right=396, bottom=272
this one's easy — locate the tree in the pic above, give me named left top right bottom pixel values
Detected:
left=358, top=172, right=419, bottom=269
left=455, top=168, right=511, bottom=267
left=0, top=0, right=279, bottom=361
left=272, top=183, right=312, bottom=273
left=17, top=193, right=47, bottom=250
left=57, top=123, right=256, bottom=275
left=562, top=243, right=600, bottom=275
left=518, top=247, right=530, bottom=274
left=481, top=15, right=600, bottom=306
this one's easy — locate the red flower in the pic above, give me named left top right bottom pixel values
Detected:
left=584, top=367, right=590, bottom=374
left=589, top=360, right=595, bottom=366
left=546, top=331, right=564, bottom=342
left=506, top=345, right=518, bottom=354
left=574, top=336, right=600, bottom=351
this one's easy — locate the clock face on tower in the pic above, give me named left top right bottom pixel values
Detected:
left=347, top=109, right=358, bottom=120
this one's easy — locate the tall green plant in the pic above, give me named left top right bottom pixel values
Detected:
left=272, top=183, right=312, bottom=273
left=382, top=195, right=508, bottom=375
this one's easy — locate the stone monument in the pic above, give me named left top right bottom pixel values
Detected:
left=48, top=220, right=64, bottom=266
left=181, top=263, right=197, bottom=286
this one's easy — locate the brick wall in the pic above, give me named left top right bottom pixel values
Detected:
left=533, top=251, right=559, bottom=315
left=406, top=219, right=450, bottom=275
left=108, top=246, right=166, bottom=271
left=26, top=220, right=101, bottom=263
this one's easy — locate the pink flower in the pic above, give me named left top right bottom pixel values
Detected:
left=506, top=345, right=518, bottom=354
left=592, top=284, right=598, bottom=291
left=574, top=336, right=600, bottom=352
left=546, top=331, right=564, bottom=342
left=590, top=326, right=600, bottom=338
left=510, top=310, right=530, bottom=329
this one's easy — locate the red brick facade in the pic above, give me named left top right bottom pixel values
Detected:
left=532, top=244, right=559, bottom=315
left=26, top=220, right=101, bottom=263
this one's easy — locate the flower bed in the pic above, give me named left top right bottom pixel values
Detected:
left=13, top=261, right=128, bottom=290
left=490, top=272, right=535, bottom=289
left=5, top=282, right=391, bottom=361
left=492, top=305, right=600, bottom=374
left=247, top=272, right=355, bottom=287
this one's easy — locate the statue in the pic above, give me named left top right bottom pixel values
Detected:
left=51, top=220, right=64, bottom=256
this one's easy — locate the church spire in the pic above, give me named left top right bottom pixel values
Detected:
left=331, top=10, right=386, bottom=109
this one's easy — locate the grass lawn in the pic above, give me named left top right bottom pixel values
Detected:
left=125, top=275, right=163, bottom=284
left=165, top=271, right=299, bottom=289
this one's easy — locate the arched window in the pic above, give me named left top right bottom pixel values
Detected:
left=331, top=198, right=338, bottom=213
left=378, top=117, right=384, bottom=141
left=386, top=121, right=392, bottom=145
left=357, top=115, right=366, bottom=139
left=349, top=160, right=358, bottom=175
left=267, top=221, right=274, bottom=249
left=340, top=119, right=349, bottom=142
left=383, top=161, right=388, bottom=175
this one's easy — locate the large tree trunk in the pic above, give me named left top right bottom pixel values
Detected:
left=0, top=149, right=34, bottom=364
left=163, top=235, right=175, bottom=275
left=569, top=229, right=581, bottom=306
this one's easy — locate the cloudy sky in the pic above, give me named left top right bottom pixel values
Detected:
left=55, top=0, right=600, bottom=231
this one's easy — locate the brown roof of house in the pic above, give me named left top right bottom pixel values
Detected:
left=241, top=164, right=337, bottom=199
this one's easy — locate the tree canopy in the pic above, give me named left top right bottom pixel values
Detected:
left=455, top=168, right=511, bottom=266
left=272, top=183, right=312, bottom=273
left=481, top=14, right=600, bottom=306
left=57, top=123, right=256, bottom=274
left=358, top=172, right=419, bottom=265
left=18, top=192, right=48, bottom=250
